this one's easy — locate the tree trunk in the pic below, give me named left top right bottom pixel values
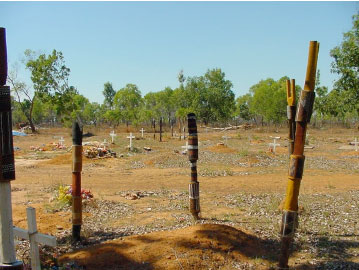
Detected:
left=28, top=98, right=36, bottom=133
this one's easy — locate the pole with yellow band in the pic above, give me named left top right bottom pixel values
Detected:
left=279, top=41, right=319, bottom=269
left=187, top=113, right=200, bottom=219
left=286, top=79, right=296, bottom=156
left=72, top=121, right=83, bottom=242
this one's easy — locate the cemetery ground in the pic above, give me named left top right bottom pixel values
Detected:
left=11, top=126, right=359, bottom=270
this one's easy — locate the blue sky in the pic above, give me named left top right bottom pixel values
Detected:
left=0, top=1, right=357, bottom=103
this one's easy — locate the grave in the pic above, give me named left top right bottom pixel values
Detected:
left=339, top=138, right=359, bottom=151
left=59, top=136, right=65, bottom=146
left=140, top=128, right=145, bottom=138
left=268, top=137, right=280, bottom=154
left=109, top=130, right=117, bottom=144
left=127, top=133, right=135, bottom=151
left=13, top=207, right=56, bottom=270
left=102, top=139, right=109, bottom=150
left=351, top=138, right=359, bottom=152
left=221, top=135, right=231, bottom=146
left=181, top=141, right=188, bottom=154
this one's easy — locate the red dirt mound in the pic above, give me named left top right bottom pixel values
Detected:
left=59, top=224, right=276, bottom=270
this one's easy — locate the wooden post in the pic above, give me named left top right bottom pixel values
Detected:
left=27, top=208, right=40, bottom=270
left=279, top=41, right=319, bottom=269
left=187, top=113, right=200, bottom=219
left=0, top=27, right=23, bottom=270
left=286, top=79, right=296, bottom=156
left=13, top=207, right=56, bottom=270
left=153, top=119, right=156, bottom=140
left=72, top=122, right=83, bottom=242
left=159, top=117, right=163, bottom=142
left=171, top=119, right=174, bottom=138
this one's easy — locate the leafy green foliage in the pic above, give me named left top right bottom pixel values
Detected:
left=249, top=77, right=292, bottom=123
left=102, top=82, right=116, bottom=109
left=235, top=94, right=253, bottom=121
left=183, top=68, right=235, bottom=124
left=25, top=49, right=71, bottom=100
left=113, top=84, right=143, bottom=125
left=330, top=13, right=359, bottom=116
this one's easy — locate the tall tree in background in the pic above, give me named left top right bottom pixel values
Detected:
left=249, top=77, right=296, bottom=124
left=113, top=84, right=142, bottom=127
left=183, top=68, right=235, bottom=124
left=330, top=13, right=359, bottom=116
left=7, top=65, right=37, bottom=132
left=203, top=68, right=235, bottom=123
left=178, top=70, right=185, bottom=89
left=25, top=49, right=78, bottom=122
left=102, top=82, right=116, bottom=109
left=235, top=93, right=253, bottom=121
left=313, top=70, right=329, bottom=119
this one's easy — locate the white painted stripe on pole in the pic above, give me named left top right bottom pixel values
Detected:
left=187, top=145, right=198, bottom=150
left=189, top=183, right=199, bottom=199
left=0, top=182, right=16, bottom=264
left=190, top=162, right=197, bottom=168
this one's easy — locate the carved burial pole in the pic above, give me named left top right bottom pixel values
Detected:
left=0, top=27, right=24, bottom=270
left=159, top=117, right=163, bottom=142
left=286, top=79, right=296, bottom=156
left=278, top=41, right=319, bottom=269
left=187, top=113, right=200, bottom=219
left=72, top=122, right=83, bottom=241
left=152, top=119, right=156, bottom=140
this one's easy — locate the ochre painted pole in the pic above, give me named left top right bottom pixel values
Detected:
left=187, top=113, right=200, bottom=219
left=279, top=41, right=319, bottom=269
left=286, top=79, right=296, bottom=156
left=0, top=27, right=24, bottom=270
left=72, top=122, right=83, bottom=242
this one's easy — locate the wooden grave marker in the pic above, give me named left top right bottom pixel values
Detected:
left=13, top=207, right=56, bottom=270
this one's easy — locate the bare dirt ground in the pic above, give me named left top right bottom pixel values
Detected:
left=10, top=125, right=359, bottom=269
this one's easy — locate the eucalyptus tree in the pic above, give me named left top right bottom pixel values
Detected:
left=113, top=84, right=142, bottom=127
left=330, top=13, right=359, bottom=117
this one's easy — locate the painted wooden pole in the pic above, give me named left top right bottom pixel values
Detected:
left=187, top=113, right=200, bottom=219
left=171, top=119, right=174, bottom=138
left=286, top=79, right=296, bottom=156
left=159, top=117, right=163, bottom=142
left=279, top=41, right=319, bottom=269
left=153, top=119, right=156, bottom=140
left=0, top=27, right=23, bottom=270
left=72, top=122, right=83, bottom=242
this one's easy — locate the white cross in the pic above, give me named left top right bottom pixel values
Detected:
left=102, top=139, right=109, bottom=150
left=109, top=130, right=117, bottom=143
left=222, top=135, right=231, bottom=146
left=13, top=207, right=57, bottom=270
left=59, top=137, right=64, bottom=146
left=181, top=142, right=188, bottom=153
left=140, top=128, right=145, bottom=138
left=127, top=133, right=135, bottom=151
left=351, top=138, right=359, bottom=152
left=269, top=138, right=280, bottom=154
